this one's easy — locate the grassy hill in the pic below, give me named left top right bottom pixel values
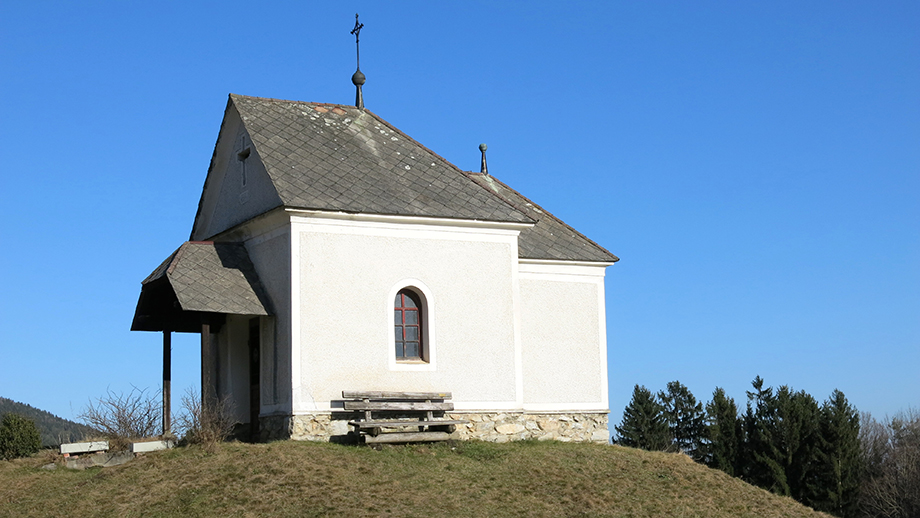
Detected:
left=0, top=397, right=94, bottom=447
left=0, top=440, right=832, bottom=517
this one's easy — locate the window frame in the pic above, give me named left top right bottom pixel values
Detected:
left=394, top=289, right=423, bottom=361
left=387, top=280, right=436, bottom=371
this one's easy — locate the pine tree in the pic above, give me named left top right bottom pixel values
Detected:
left=659, top=380, right=706, bottom=460
left=741, top=377, right=825, bottom=507
left=706, top=387, right=742, bottom=476
left=774, top=386, right=822, bottom=506
left=742, top=376, right=787, bottom=493
left=615, top=385, right=669, bottom=451
left=814, top=390, right=861, bottom=517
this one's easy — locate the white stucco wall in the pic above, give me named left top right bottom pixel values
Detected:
left=243, top=221, right=291, bottom=414
left=216, top=210, right=610, bottom=421
left=191, top=105, right=283, bottom=241
left=518, top=262, right=609, bottom=412
left=290, top=213, right=525, bottom=413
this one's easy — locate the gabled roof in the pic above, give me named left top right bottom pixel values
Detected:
left=229, top=94, right=532, bottom=224
left=468, top=174, right=619, bottom=263
left=131, top=242, right=270, bottom=332
left=193, top=94, right=615, bottom=263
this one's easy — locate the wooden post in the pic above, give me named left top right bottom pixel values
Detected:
left=162, top=330, right=171, bottom=435
left=201, top=322, right=213, bottom=421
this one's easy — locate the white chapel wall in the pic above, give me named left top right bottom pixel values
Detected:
left=192, top=105, right=283, bottom=241
left=518, top=262, right=609, bottom=412
left=290, top=214, right=523, bottom=413
left=244, top=223, right=292, bottom=414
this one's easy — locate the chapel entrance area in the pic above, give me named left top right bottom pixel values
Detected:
left=130, top=241, right=272, bottom=441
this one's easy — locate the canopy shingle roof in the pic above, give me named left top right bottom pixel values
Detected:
left=143, top=241, right=269, bottom=315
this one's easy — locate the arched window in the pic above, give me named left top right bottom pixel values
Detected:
left=394, top=289, right=423, bottom=361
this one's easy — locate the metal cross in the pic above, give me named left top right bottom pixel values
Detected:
left=351, top=13, right=364, bottom=69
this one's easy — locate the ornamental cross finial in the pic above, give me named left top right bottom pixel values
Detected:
left=351, top=13, right=364, bottom=70
left=350, top=13, right=366, bottom=109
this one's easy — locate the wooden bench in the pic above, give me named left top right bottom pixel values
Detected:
left=343, top=391, right=468, bottom=444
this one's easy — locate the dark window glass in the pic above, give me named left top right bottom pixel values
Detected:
left=394, top=289, right=424, bottom=361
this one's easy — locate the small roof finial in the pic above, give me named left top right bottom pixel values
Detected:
left=350, top=13, right=366, bottom=109
left=479, top=143, right=488, bottom=175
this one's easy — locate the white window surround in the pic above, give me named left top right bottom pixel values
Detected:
left=387, top=279, right=436, bottom=371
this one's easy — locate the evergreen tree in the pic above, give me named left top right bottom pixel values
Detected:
left=741, top=377, right=825, bottom=508
left=706, top=387, right=742, bottom=476
left=814, top=389, right=861, bottom=517
left=774, top=386, right=822, bottom=507
left=742, top=376, right=787, bottom=493
left=615, top=385, right=669, bottom=451
left=659, top=380, right=706, bottom=460
left=0, top=413, right=42, bottom=460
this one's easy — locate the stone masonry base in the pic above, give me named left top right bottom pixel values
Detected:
left=259, top=412, right=609, bottom=444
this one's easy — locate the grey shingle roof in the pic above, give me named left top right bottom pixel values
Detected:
left=142, top=241, right=270, bottom=316
left=231, top=94, right=532, bottom=224
left=467, top=173, right=619, bottom=263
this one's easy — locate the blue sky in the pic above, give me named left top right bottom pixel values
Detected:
left=1, top=2, right=917, bottom=425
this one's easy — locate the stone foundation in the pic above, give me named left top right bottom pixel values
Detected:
left=259, top=414, right=351, bottom=442
left=259, top=412, right=609, bottom=444
left=447, top=412, right=609, bottom=443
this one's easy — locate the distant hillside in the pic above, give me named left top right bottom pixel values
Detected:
left=0, top=440, right=831, bottom=518
left=0, top=397, right=94, bottom=447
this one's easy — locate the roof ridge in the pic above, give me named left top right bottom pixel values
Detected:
left=229, top=93, right=358, bottom=111
left=359, top=108, right=535, bottom=224
left=473, top=173, right=619, bottom=262
left=462, top=171, right=540, bottom=222
left=166, top=241, right=190, bottom=276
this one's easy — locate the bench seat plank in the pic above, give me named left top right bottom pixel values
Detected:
left=342, top=391, right=452, bottom=400
left=364, top=431, right=451, bottom=444
left=343, top=401, right=454, bottom=411
left=348, top=419, right=468, bottom=428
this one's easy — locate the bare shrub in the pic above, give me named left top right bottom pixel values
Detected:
left=78, top=387, right=161, bottom=450
left=859, top=409, right=920, bottom=518
left=175, top=387, right=237, bottom=449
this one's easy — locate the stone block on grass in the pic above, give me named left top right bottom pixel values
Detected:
left=60, top=441, right=109, bottom=454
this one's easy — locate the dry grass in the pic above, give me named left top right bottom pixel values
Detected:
left=0, top=440, right=832, bottom=518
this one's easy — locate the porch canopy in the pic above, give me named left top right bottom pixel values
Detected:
left=131, top=241, right=270, bottom=435
left=132, top=241, right=270, bottom=332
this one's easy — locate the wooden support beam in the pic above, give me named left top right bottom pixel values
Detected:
left=200, top=322, right=214, bottom=421
left=162, top=330, right=171, bottom=435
